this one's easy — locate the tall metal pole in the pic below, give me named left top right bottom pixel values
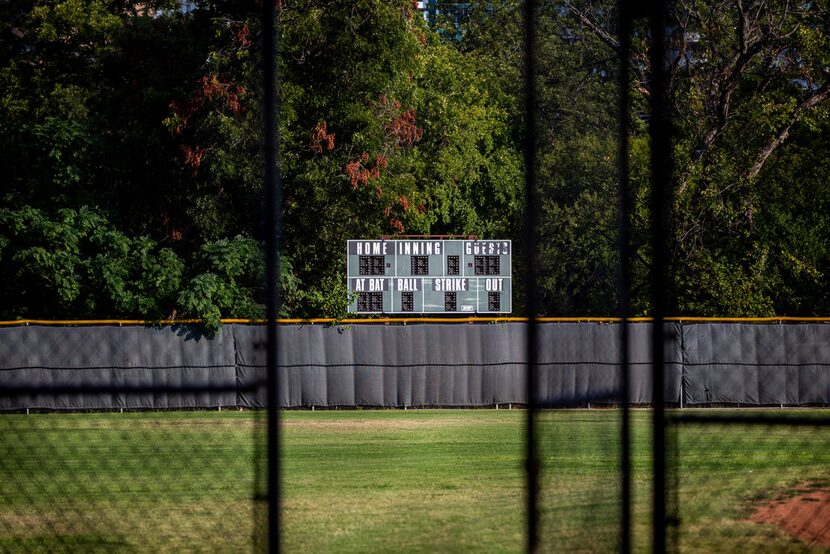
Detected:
left=647, top=0, right=671, bottom=552
left=262, top=0, right=282, bottom=551
left=616, top=0, right=633, bottom=551
left=522, top=0, right=539, bottom=551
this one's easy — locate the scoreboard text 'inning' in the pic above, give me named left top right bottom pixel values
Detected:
left=347, top=239, right=512, bottom=314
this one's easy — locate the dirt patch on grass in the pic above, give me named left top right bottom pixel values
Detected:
left=749, top=483, right=830, bottom=548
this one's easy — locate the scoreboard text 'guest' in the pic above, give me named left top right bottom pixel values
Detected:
left=346, top=239, right=512, bottom=314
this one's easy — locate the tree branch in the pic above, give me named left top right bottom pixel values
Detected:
left=561, top=1, right=619, bottom=52
left=748, top=83, right=830, bottom=181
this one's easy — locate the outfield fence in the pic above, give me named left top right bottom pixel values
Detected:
left=1, top=320, right=829, bottom=410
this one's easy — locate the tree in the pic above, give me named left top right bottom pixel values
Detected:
left=0, top=206, right=184, bottom=319
left=0, top=0, right=280, bottom=326
left=0, top=0, right=525, bottom=320
left=462, top=0, right=830, bottom=315
left=4, top=0, right=826, bottom=321
left=272, top=0, right=524, bottom=316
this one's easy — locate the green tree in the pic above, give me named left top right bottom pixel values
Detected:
left=0, top=206, right=184, bottom=319
left=273, top=0, right=523, bottom=316
left=462, top=0, right=830, bottom=316
left=0, top=0, right=525, bottom=321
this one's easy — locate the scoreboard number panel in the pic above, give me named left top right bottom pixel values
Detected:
left=347, top=239, right=511, bottom=314
left=359, top=255, right=385, bottom=276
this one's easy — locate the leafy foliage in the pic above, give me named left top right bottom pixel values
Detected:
left=0, top=207, right=184, bottom=319
left=460, top=0, right=830, bottom=316
left=1, top=0, right=829, bottom=322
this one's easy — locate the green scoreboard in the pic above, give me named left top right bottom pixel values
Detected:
left=347, top=239, right=512, bottom=314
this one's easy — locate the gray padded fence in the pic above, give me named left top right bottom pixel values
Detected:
left=682, top=323, right=830, bottom=405
left=0, top=322, right=828, bottom=409
left=0, top=325, right=237, bottom=410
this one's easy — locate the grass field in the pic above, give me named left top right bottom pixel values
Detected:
left=1, top=409, right=830, bottom=552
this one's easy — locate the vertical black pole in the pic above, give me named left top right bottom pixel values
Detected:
left=522, top=0, right=539, bottom=552
left=616, top=0, right=633, bottom=551
left=262, top=0, right=281, bottom=552
left=647, top=0, right=670, bottom=552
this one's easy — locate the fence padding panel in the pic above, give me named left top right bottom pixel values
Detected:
left=233, top=323, right=677, bottom=407
left=0, top=325, right=236, bottom=410
left=682, top=324, right=830, bottom=405
left=1, top=322, right=829, bottom=409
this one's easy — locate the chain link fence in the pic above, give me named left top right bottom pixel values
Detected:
left=0, top=397, right=266, bottom=552
left=667, top=415, right=830, bottom=552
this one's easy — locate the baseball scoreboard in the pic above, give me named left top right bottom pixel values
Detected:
left=347, top=239, right=512, bottom=314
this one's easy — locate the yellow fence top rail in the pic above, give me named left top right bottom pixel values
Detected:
left=1, top=316, right=830, bottom=326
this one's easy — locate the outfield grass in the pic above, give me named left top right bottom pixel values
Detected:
left=0, top=411, right=261, bottom=552
left=1, top=409, right=829, bottom=552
